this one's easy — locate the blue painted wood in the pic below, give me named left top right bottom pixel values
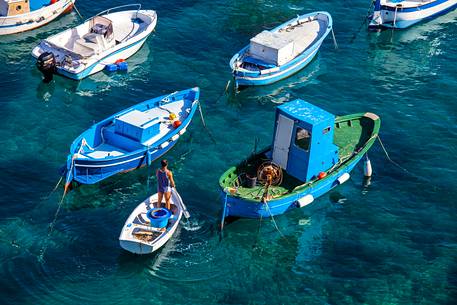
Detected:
left=64, top=88, right=199, bottom=186
left=222, top=155, right=362, bottom=219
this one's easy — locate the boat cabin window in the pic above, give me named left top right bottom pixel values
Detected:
left=295, top=127, right=311, bottom=151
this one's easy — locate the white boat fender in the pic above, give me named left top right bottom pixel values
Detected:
left=296, top=194, right=314, bottom=208
left=178, top=128, right=187, bottom=135
left=336, top=173, right=350, bottom=185
left=159, top=141, right=169, bottom=149
left=363, top=156, right=372, bottom=177
left=171, top=134, right=179, bottom=141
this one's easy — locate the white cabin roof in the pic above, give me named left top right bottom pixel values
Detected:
left=250, top=31, right=292, bottom=50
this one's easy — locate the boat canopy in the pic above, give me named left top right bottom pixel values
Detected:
left=89, top=16, right=114, bottom=40
left=272, top=99, right=339, bottom=182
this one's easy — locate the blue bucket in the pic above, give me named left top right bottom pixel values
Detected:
left=146, top=208, right=171, bottom=228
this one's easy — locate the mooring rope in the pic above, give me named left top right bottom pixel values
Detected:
left=197, top=102, right=217, bottom=144
left=38, top=158, right=75, bottom=262
left=331, top=28, right=338, bottom=49
left=43, top=176, right=63, bottom=200
left=73, top=3, right=84, bottom=20
left=264, top=202, right=286, bottom=239
left=215, top=80, right=231, bottom=104
left=377, top=135, right=426, bottom=182
left=219, top=193, right=228, bottom=240
left=350, top=0, right=375, bottom=43
left=38, top=190, right=67, bottom=263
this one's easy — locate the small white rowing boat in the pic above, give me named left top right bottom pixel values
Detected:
left=0, top=0, right=74, bottom=35
left=119, top=189, right=184, bottom=255
left=31, top=4, right=157, bottom=81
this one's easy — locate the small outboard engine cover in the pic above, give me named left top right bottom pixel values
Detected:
left=36, top=52, right=56, bottom=83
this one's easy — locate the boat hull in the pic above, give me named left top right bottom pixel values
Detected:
left=233, top=46, right=321, bottom=87
left=222, top=154, right=363, bottom=218
left=369, top=0, right=457, bottom=29
left=71, top=138, right=177, bottom=185
left=57, top=35, right=150, bottom=80
left=230, top=11, right=332, bottom=87
left=0, top=0, right=74, bottom=35
left=64, top=88, right=199, bottom=187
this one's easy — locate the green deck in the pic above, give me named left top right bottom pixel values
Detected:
left=219, top=113, right=380, bottom=202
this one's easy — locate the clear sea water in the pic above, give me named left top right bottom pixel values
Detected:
left=1, top=1, right=456, bottom=304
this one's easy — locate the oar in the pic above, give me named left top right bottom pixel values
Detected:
left=172, top=188, right=190, bottom=219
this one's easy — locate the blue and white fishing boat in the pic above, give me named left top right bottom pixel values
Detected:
left=32, top=4, right=157, bottom=81
left=64, top=88, right=199, bottom=193
left=0, top=0, right=74, bottom=35
left=219, top=99, right=381, bottom=219
left=369, top=0, right=457, bottom=29
left=229, top=11, right=333, bottom=87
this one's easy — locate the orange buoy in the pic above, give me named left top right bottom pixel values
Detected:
left=173, top=120, right=182, bottom=128
left=115, top=59, right=125, bottom=64
left=318, top=172, right=327, bottom=179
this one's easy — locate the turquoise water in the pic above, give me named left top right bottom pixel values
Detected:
left=1, top=1, right=457, bottom=304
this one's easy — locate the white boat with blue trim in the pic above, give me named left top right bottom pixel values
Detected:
left=0, top=0, right=74, bottom=35
left=119, top=189, right=184, bottom=255
left=31, top=4, right=157, bottom=81
left=369, top=0, right=457, bottom=29
left=229, top=11, right=333, bottom=87
left=119, top=189, right=185, bottom=254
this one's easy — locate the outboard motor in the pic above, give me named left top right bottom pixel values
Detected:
left=36, top=52, right=56, bottom=83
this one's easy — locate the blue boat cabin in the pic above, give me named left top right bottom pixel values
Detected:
left=271, top=99, right=339, bottom=182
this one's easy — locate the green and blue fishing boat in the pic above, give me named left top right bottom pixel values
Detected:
left=219, top=99, right=381, bottom=219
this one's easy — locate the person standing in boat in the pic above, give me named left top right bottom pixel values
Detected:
left=157, top=159, right=175, bottom=210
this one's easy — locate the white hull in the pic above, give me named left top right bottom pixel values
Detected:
left=74, top=36, right=148, bottom=78
left=370, top=0, right=457, bottom=29
left=31, top=7, right=157, bottom=80
left=119, top=191, right=183, bottom=255
left=0, top=0, right=74, bottom=35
